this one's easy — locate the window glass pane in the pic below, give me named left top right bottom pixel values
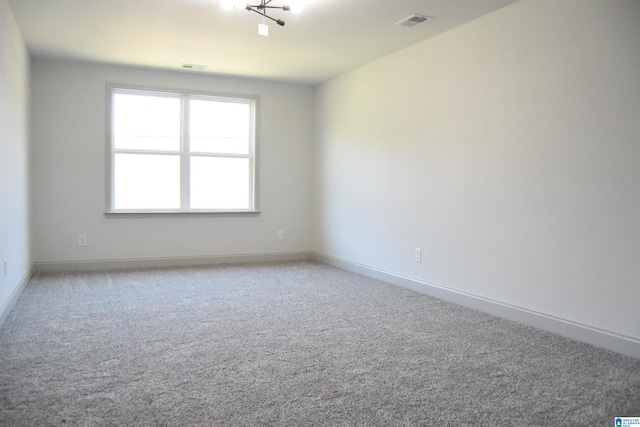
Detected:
left=113, top=93, right=180, bottom=151
left=190, top=99, right=250, bottom=154
left=190, top=156, right=250, bottom=209
left=114, top=153, right=180, bottom=209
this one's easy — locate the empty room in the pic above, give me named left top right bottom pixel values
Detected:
left=1, top=0, right=639, bottom=425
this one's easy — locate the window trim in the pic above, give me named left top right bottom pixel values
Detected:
left=105, top=83, right=260, bottom=215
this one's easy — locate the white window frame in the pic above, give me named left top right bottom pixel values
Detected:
left=106, top=84, right=259, bottom=215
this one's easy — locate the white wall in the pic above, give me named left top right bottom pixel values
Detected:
left=31, top=60, right=314, bottom=265
left=0, top=0, right=31, bottom=320
left=315, top=0, right=640, bottom=342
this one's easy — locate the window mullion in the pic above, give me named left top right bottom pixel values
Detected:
left=180, top=95, right=190, bottom=210
left=113, top=149, right=180, bottom=155
left=187, top=152, right=249, bottom=159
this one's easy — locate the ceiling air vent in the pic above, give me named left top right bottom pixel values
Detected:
left=395, top=14, right=433, bottom=28
left=181, top=64, right=207, bottom=70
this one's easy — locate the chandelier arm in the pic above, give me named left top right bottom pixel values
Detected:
left=246, top=3, right=285, bottom=10
left=246, top=7, right=286, bottom=25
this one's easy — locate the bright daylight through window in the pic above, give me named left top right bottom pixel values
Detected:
left=108, top=87, right=256, bottom=213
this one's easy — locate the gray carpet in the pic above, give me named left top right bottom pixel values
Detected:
left=0, top=261, right=638, bottom=426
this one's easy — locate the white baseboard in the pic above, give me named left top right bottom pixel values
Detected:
left=34, top=251, right=314, bottom=273
left=312, top=252, right=640, bottom=359
left=0, top=266, right=33, bottom=327
left=26, top=251, right=640, bottom=359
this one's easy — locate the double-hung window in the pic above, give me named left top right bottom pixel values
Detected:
left=107, top=85, right=257, bottom=213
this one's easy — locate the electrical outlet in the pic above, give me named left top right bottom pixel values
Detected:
left=3, top=259, right=7, bottom=278
left=277, top=230, right=284, bottom=240
left=414, top=248, right=422, bottom=263
left=78, top=234, right=87, bottom=247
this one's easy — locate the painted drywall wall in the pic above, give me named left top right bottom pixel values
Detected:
left=315, top=0, right=640, bottom=341
left=0, top=0, right=31, bottom=319
left=31, top=60, right=314, bottom=264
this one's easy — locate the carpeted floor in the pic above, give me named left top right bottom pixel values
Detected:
left=0, top=261, right=638, bottom=426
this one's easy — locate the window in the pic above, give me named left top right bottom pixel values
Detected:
left=107, top=86, right=257, bottom=213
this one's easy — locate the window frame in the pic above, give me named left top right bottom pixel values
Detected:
left=105, top=84, right=259, bottom=215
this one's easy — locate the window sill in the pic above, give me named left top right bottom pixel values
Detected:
left=105, top=210, right=261, bottom=218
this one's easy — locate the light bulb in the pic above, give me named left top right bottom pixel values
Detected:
left=287, top=0, right=303, bottom=13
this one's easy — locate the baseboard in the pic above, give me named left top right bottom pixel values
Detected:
left=0, top=266, right=33, bottom=328
left=34, top=251, right=314, bottom=273
left=312, top=252, right=640, bottom=359
left=28, top=251, right=640, bottom=359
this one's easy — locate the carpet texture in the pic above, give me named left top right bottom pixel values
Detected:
left=0, top=261, right=638, bottom=426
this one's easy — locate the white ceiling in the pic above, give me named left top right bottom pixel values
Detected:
left=8, top=0, right=518, bottom=85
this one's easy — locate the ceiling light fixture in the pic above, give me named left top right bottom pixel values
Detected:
left=221, top=0, right=302, bottom=36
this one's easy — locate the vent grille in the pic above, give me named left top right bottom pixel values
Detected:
left=181, top=64, right=207, bottom=70
left=395, top=14, right=433, bottom=28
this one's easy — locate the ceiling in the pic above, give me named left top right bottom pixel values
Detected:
left=8, top=0, right=519, bottom=85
